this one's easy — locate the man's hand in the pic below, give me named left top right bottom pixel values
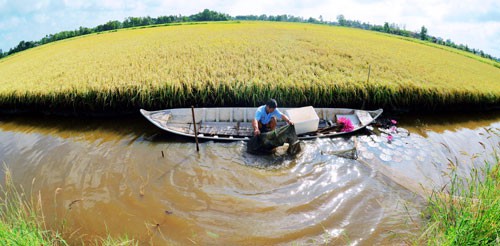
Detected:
left=252, top=119, right=260, bottom=136
left=282, top=115, right=293, bottom=126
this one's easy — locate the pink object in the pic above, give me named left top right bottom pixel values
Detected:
left=337, top=117, right=354, bottom=132
left=387, top=135, right=393, bottom=142
left=391, top=119, right=397, bottom=125
left=390, top=126, right=397, bottom=133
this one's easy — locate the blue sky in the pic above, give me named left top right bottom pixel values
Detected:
left=1, top=0, right=499, bottom=57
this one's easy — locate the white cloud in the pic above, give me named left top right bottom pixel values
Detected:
left=33, top=13, right=49, bottom=24
left=0, top=16, right=23, bottom=30
left=62, top=0, right=92, bottom=9
left=434, top=21, right=500, bottom=56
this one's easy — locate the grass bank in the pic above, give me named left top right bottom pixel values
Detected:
left=0, top=21, right=499, bottom=115
left=418, top=130, right=500, bottom=245
left=0, top=167, right=136, bottom=245
left=0, top=80, right=497, bottom=116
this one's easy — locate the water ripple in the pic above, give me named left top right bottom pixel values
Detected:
left=0, top=117, right=498, bottom=245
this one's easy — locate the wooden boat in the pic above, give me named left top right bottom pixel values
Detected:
left=140, top=107, right=383, bottom=141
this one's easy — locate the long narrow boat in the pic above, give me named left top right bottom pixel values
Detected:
left=140, top=107, right=383, bottom=141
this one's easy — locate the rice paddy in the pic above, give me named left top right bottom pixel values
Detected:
left=0, top=21, right=498, bottom=114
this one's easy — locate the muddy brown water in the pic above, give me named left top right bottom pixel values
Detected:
left=0, top=111, right=499, bottom=245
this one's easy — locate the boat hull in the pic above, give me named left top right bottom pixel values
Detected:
left=140, top=107, right=383, bottom=141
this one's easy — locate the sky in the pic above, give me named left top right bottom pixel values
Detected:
left=1, top=0, right=499, bottom=57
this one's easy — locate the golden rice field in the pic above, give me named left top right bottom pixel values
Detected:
left=0, top=21, right=499, bottom=114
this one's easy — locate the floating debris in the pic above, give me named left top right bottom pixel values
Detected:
left=68, top=199, right=83, bottom=210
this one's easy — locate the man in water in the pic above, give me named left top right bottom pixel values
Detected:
left=252, top=99, right=294, bottom=136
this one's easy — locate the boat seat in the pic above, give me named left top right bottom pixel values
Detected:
left=195, top=121, right=288, bottom=137
left=355, top=110, right=374, bottom=126
left=196, top=122, right=253, bottom=137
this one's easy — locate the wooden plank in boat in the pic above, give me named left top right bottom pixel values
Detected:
left=237, top=122, right=253, bottom=136
left=169, top=123, right=191, bottom=133
left=355, top=110, right=374, bottom=126
left=198, top=122, right=238, bottom=136
left=196, top=122, right=292, bottom=137
left=150, top=111, right=171, bottom=123
left=193, top=122, right=254, bottom=137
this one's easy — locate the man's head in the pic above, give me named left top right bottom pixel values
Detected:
left=265, top=99, right=277, bottom=113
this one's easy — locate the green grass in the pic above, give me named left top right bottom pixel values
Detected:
left=0, top=168, right=67, bottom=245
left=0, top=167, right=137, bottom=245
left=92, top=234, right=138, bottom=246
left=418, top=128, right=500, bottom=245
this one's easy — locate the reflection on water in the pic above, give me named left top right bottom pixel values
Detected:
left=0, top=112, right=499, bottom=245
left=397, top=110, right=500, bottom=136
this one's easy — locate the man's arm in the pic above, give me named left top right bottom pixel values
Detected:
left=281, top=114, right=294, bottom=125
left=252, top=119, right=260, bottom=136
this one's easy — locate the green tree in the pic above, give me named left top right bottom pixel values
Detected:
left=78, top=26, right=91, bottom=35
left=420, top=26, right=428, bottom=40
left=95, top=20, right=121, bottom=32
left=337, top=15, right=346, bottom=26
left=190, top=9, right=229, bottom=21
left=383, top=22, right=390, bottom=33
left=307, top=17, right=318, bottom=23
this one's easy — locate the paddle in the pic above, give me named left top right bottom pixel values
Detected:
left=191, top=106, right=200, bottom=152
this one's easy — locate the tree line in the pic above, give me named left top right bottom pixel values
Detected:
left=0, top=9, right=230, bottom=59
left=0, top=9, right=498, bottom=62
left=332, top=15, right=497, bottom=61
